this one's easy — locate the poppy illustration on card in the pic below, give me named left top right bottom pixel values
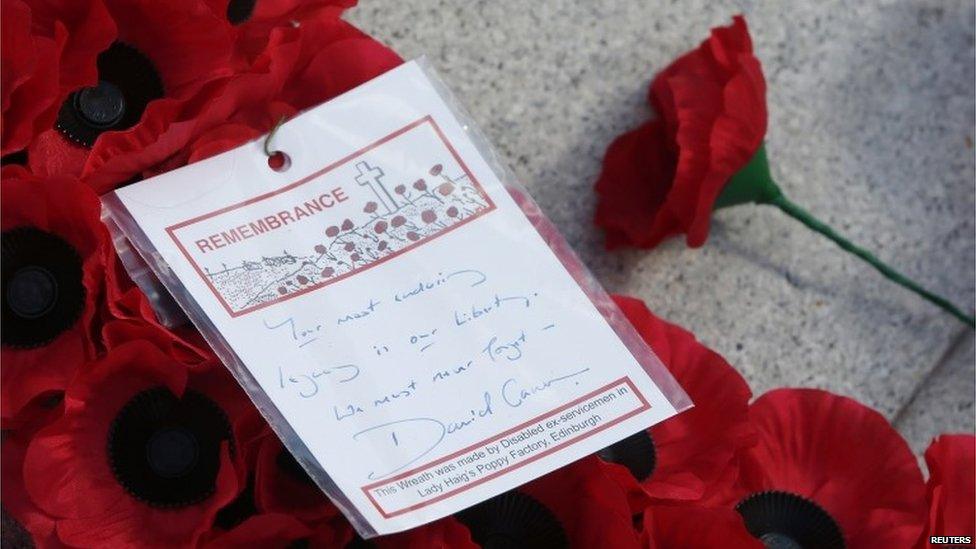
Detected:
left=166, top=116, right=495, bottom=316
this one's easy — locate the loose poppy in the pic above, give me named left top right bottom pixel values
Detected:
left=592, top=15, right=974, bottom=326
left=594, top=15, right=765, bottom=250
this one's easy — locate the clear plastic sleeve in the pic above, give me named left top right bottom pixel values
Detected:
left=103, top=57, right=692, bottom=538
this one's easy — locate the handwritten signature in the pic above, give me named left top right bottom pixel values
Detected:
left=352, top=367, right=589, bottom=480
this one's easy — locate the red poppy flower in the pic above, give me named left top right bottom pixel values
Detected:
left=23, top=340, right=258, bottom=547
left=919, top=435, right=975, bottom=548
left=252, top=430, right=339, bottom=524
left=594, top=15, right=766, bottom=249
left=1, top=0, right=116, bottom=157
left=113, top=13, right=393, bottom=175
left=703, top=388, right=926, bottom=548
left=592, top=16, right=974, bottom=325
left=519, top=456, right=642, bottom=548
left=1, top=166, right=109, bottom=422
left=597, top=295, right=755, bottom=508
left=27, top=0, right=237, bottom=189
left=86, top=25, right=305, bottom=192
left=641, top=504, right=760, bottom=549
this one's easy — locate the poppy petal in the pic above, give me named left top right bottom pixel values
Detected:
left=921, top=434, right=975, bottom=546
left=642, top=504, right=761, bottom=549
left=594, top=120, right=678, bottom=249
left=609, top=295, right=755, bottom=504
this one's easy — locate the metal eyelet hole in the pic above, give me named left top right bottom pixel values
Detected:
left=267, top=151, right=291, bottom=172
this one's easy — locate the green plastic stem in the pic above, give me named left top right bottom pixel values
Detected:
left=769, top=193, right=975, bottom=328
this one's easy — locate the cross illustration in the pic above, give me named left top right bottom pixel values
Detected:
left=354, top=161, right=396, bottom=214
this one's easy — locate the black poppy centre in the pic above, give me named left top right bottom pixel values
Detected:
left=226, top=0, right=258, bottom=24
left=1, top=149, right=28, bottom=166
left=1, top=227, right=85, bottom=348
left=56, top=42, right=164, bottom=148
left=736, top=491, right=845, bottom=549
left=456, top=491, right=568, bottom=549
left=107, top=387, right=233, bottom=508
left=597, top=430, right=657, bottom=481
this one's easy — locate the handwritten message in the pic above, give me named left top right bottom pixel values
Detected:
left=259, top=262, right=651, bottom=515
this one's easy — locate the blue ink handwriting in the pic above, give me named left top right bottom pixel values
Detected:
left=278, top=363, right=359, bottom=398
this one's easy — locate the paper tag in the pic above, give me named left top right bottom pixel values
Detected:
left=105, top=59, right=687, bottom=536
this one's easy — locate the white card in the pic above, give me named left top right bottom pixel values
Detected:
left=105, top=59, right=688, bottom=537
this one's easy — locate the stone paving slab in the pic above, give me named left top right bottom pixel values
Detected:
left=895, top=332, right=976, bottom=461
left=348, top=0, right=975, bottom=449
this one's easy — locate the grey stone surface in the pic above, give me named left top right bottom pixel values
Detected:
left=348, top=0, right=975, bottom=442
left=895, top=332, right=976, bottom=459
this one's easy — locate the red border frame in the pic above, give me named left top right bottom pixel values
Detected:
left=361, top=376, right=650, bottom=518
left=165, top=116, right=496, bottom=318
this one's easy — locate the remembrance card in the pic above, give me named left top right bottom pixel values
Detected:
left=103, top=59, right=691, bottom=537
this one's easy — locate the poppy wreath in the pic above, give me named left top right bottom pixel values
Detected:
left=593, top=16, right=975, bottom=328
left=2, top=3, right=974, bottom=548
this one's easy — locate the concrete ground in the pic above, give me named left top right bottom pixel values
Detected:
left=348, top=0, right=976, bottom=458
